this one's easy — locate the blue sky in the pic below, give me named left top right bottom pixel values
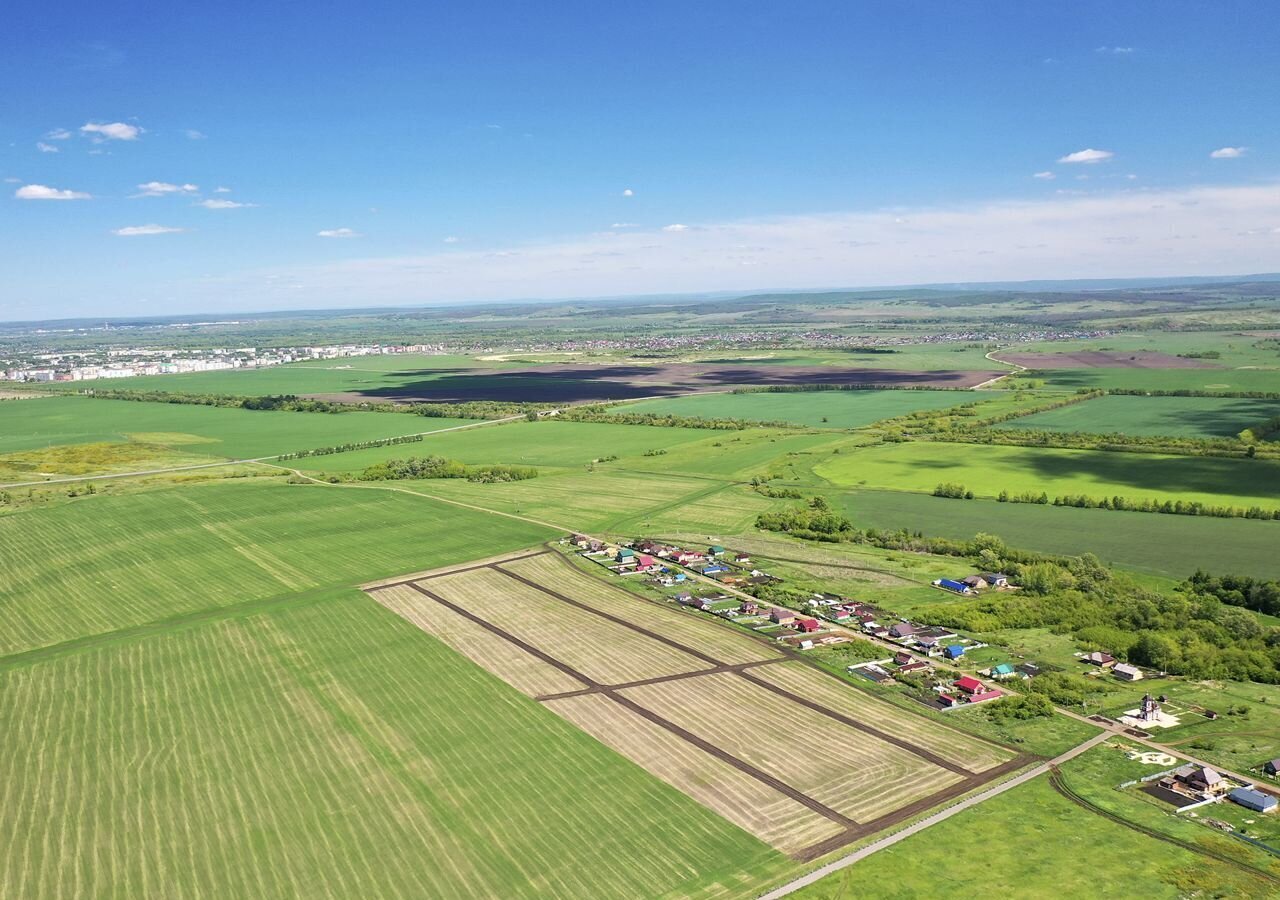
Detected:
left=3, top=1, right=1278, bottom=319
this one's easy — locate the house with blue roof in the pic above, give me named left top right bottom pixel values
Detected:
left=1229, top=787, right=1278, bottom=813
left=934, top=578, right=973, bottom=595
left=944, top=644, right=965, bottom=660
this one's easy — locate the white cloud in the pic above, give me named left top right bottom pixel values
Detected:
left=36, top=142, right=59, bottom=154
left=317, top=227, right=360, bottom=238
left=1058, top=148, right=1114, bottom=164
left=197, top=198, right=254, bottom=209
left=1210, top=146, right=1246, bottom=159
left=15, top=184, right=91, bottom=200
left=80, top=121, right=142, bottom=141
left=610, top=222, right=640, bottom=228
left=194, top=183, right=1280, bottom=310
left=1032, top=171, right=1055, bottom=180
left=1095, top=46, right=1134, bottom=54
left=112, top=224, right=185, bottom=236
left=184, top=129, right=206, bottom=140
left=213, top=186, right=232, bottom=193
left=622, top=188, right=634, bottom=197
left=443, top=236, right=459, bottom=243
left=662, top=223, right=689, bottom=232
left=44, top=128, right=72, bottom=140
left=134, top=181, right=199, bottom=197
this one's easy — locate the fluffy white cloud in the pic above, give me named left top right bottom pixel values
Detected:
left=80, top=122, right=142, bottom=141
left=44, top=128, right=72, bottom=140
left=1095, top=46, right=1134, bottom=54
left=1058, top=148, right=1114, bottom=164
left=36, top=142, right=59, bottom=153
left=317, top=227, right=360, bottom=238
left=15, top=184, right=91, bottom=200
left=1210, top=146, right=1246, bottom=159
left=185, top=129, right=207, bottom=140
left=213, top=186, right=232, bottom=193
left=622, top=188, right=634, bottom=197
left=197, top=198, right=254, bottom=209
left=443, top=236, right=460, bottom=243
left=1032, top=171, right=1055, bottom=180
left=610, top=222, right=640, bottom=228
left=135, top=181, right=199, bottom=197
left=112, top=224, right=185, bottom=236
left=662, top=223, right=689, bottom=232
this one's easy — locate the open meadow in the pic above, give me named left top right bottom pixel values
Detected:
left=994, top=394, right=1280, bottom=440
left=1011, top=367, right=1280, bottom=394
left=610, top=389, right=976, bottom=429
left=0, top=395, right=473, bottom=476
left=814, top=440, right=1280, bottom=511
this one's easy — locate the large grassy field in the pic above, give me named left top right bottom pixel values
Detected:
left=1017, top=367, right=1280, bottom=394
left=0, top=395, right=473, bottom=461
left=814, top=441, right=1280, bottom=510
left=291, top=419, right=714, bottom=472
left=610, top=389, right=976, bottom=428
left=0, top=479, right=555, bottom=656
left=995, top=394, right=1280, bottom=440
left=841, top=488, right=1280, bottom=579
left=0, top=589, right=789, bottom=899
left=790, top=773, right=1275, bottom=899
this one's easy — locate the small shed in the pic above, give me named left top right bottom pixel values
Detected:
left=1264, top=758, right=1280, bottom=777
left=1229, top=787, right=1278, bottom=813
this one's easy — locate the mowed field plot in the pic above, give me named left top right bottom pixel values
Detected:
left=369, top=549, right=1026, bottom=860
left=815, top=441, right=1280, bottom=511
left=995, top=394, right=1280, bottom=440
left=611, top=389, right=975, bottom=429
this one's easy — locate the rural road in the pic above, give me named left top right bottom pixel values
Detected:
left=755, top=730, right=1113, bottom=899
left=0, top=413, right=530, bottom=490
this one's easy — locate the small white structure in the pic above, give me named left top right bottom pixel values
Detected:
left=1113, top=663, right=1144, bottom=681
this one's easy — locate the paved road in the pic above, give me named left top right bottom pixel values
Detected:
left=0, top=414, right=528, bottom=490
left=755, top=730, right=1113, bottom=899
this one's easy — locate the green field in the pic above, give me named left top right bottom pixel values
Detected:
left=0, top=395, right=473, bottom=461
left=841, top=489, right=1280, bottom=579
left=791, top=773, right=1275, bottom=899
left=291, top=419, right=714, bottom=472
left=814, top=441, right=1280, bottom=511
left=0, top=479, right=555, bottom=657
left=0, top=587, right=788, bottom=899
left=996, top=394, right=1280, bottom=439
left=610, top=389, right=975, bottom=428
left=1018, top=367, right=1280, bottom=395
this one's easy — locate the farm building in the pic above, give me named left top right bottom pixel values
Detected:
left=934, top=578, right=973, bottom=595
left=1265, top=759, right=1280, bottom=777
left=770, top=608, right=796, bottom=625
left=898, top=661, right=931, bottom=675
left=981, top=572, right=1010, bottom=588
left=961, top=575, right=988, bottom=590
left=1230, top=788, right=1278, bottom=813
left=1113, top=663, right=1144, bottom=682
left=944, top=644, right=965, bottom=660
left=708, top=545, right=725, bottom=556
left=851, top=663, right=895, bottom=685
left=734, top=553, right=751, bottom=564
left=967, top=689, right=1002, bottom=704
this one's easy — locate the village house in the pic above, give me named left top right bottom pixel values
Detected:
left=1264, top=758, right=1280, bottom=777
left=770, top=608, right=796, bottom=625
left=961, top=575, right=988, bottom=591
left=899, top=660, right=932, bottom=675
left=1085, top=651, right=1116, bottom=668
left=796, top=618, right=821, bottom=634
left=990, top=663, right=1017, bottom=679
left=894, top=651, right=913, bottom=666
left=889, top=622, right=917, bottom=640
left=944, top=644, right=966, bottom=661
left=1113, top=663, right=1144, bottom=682
left=734, top=552, right=751, bottom=564
left=981, top=572, right=1010, bottom=588
left=954, top=675, right=987, bottom=695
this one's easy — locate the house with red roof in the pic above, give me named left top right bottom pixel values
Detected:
left=954, top=675, right=986, bottom=695
left=967, top=689, right=1003, bottom=704
left=796, top=618, right=821, bottom=633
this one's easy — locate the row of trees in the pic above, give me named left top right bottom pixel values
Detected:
left=559, top=404, right=790, bottom=430
left=358, top=455, right=538, bottom=483
left=277, top=433, right=424, bottom=460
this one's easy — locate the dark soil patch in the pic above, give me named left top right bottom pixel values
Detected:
left=995, top=351, right=1221, bottom=369
left=308, top=363, right=991, bottom=404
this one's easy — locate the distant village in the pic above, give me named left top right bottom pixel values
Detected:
left=2, top=343, right=443, bottom=383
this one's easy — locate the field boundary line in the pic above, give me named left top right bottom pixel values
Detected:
left=535, top=658, right=787, bottom=700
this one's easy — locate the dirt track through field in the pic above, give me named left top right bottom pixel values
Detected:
left=369, top=550, right=1037, bottom=859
